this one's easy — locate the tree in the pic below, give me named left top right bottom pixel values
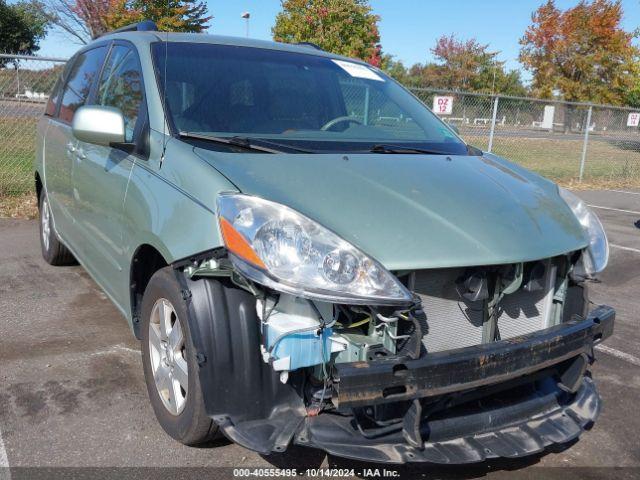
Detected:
left=627, top=76, right=640, bottom=107
left=35, top=0, right=108, bottom=44
left=520, top=0, right=639, bottom=105
left=380, top=54, right=409, bottom=84
left=402, top=35, right=527, bottom=95
left=106, top=0, right=211, bottom=33
left=35, top=0, right=210, bottom=45
left=272, top=0, right=382, bottom=66
left=0, top=1, right=48, bottom=59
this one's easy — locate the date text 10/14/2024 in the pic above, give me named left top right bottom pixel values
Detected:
left=233, top=468, right=401, bottom=477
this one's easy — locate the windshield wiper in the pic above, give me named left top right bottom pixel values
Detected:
left=179, top=132, right=315, bottom=154
left=369, top=144, right=452, bottom=155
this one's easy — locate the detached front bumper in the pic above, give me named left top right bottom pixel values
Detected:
left=214, top=306, right=615, bottom=464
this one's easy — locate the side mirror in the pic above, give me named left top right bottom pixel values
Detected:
left=72, top=105, right=125, bottom=146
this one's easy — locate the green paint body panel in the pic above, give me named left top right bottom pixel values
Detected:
left=35, top=30, right=588, bottom=334
left=194, top=148, right=588, bottom=271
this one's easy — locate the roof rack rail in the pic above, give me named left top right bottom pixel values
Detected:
left=97, top=20, right=158, bottom=38
left=295, top=42, right=323, bottom=51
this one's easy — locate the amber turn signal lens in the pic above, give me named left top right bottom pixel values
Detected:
left=219, top=217, right=266, bottom=269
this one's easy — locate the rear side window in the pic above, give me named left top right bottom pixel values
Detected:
left=59, top=46, right=107, bottom=123
left=44, top=76, right=62, bottom=117
left=44, top=59, right=74, bottom=117
left=96, top=45, right=144, bottom=143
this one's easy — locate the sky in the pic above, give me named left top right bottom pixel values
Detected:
left=37, top=0, right=640, bottom=80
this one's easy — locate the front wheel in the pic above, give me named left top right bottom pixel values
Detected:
left=140, top=267, right=219, bottom=445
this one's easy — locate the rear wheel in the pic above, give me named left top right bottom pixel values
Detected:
left=39, top=191, right=76, bottom=266
left=140, top=267, right=219, bottom=445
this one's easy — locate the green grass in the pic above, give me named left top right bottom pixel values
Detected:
left=0, top=117, right=37, bottom=196
left=465, top=134, right=640, bottom=187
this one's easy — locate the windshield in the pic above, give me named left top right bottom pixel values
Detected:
left=153, top=42, right=469, bottom=154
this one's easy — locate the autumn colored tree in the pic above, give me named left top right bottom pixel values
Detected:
left=395, top=35, right=526, bottom=95
left=105, top=0, right=211, bottom=33
left=272, top=0, right=382, bottom=66
left=35, top=0, right=111, bottom=43
left=520, top=0, right=639, bottom=105
left=35, top=0, right=210, bottom=44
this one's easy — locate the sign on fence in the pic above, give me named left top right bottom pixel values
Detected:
left=433, top=96, right=453, bottom=115
left=627, top=112, right=640, bottom=127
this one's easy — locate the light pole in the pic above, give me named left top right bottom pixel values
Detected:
left=241, top=12, right=250, bottom=38
left=488, top=50, right=502, bottom=95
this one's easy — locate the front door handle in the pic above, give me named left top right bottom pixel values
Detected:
left=66, top=142, right=76, bottom=154
left=76, top=149, right=87, bottom=160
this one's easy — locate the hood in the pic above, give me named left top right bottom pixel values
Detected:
left=195, top=148, right=588, bottom=270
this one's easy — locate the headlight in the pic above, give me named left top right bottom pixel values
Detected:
left=559, top=188, right=609, bottom=274
left=216, top=193, right=412, bottom=305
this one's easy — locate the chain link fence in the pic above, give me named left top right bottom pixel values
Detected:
left=412, top=88, right=640, bottom=186
left=1, top=54, right=640, bottom=196
left=0, top=54, right=67, bottom=195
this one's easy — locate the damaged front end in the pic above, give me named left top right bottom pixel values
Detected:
left=173, top=243, right=614, bottom=463
left=165, top=191, right=613, bottom=463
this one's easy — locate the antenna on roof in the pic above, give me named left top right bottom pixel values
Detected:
left=241, top=12, right=250, bottom=38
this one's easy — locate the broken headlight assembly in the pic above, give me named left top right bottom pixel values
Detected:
left=559, top=188, right=609, bottom=275
left=216, top=193, right=413, bottom=305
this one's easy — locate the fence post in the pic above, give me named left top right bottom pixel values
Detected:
left=579, top=105, right=593, bottom=182
left=487, top=95, right=499, bottom=153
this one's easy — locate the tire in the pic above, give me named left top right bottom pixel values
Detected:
left=140, top=266, right=219, bottom=445
left=39, top=190, right=76, bottom=266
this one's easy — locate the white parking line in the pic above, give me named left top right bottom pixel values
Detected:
left=0, top=427, right=10, bottom=480
left=588, top=204, right=640, bottom=216
left=596, top=344, right=640, bottom=368
left=603, top=189, right=640, bottom=196
left=610, top=244, right=640, bottom=254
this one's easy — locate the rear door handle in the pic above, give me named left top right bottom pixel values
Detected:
left=66, top=142, right=76, bottom=154
left=76, top=149, right=86, bottom=160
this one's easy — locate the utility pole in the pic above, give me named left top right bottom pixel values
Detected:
left=579, top=105, right=593, bottom=182
left=241, top=12, right=250, bottom=38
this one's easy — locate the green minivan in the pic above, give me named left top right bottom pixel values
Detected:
left=35, top=21, right=614, bottom=464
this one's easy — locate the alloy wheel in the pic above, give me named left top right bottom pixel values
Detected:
left=148, top=298, right=188, bottom=415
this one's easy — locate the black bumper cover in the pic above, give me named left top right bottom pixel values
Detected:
left=297, top=375, right=601, bottom=463
left=179, top=275, right=614, bottom=464
left=333, top=305, right=614, bottom=409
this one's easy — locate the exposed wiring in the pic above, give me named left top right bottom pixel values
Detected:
left=347, top=316, right=371, bottom=329
left=260, top=294, right=280, bottom=324
left=308, top=300, right=331, bottom=410
left=376, top=313, right=399, bottom=323
left=267, top=324, right=322, bottom=355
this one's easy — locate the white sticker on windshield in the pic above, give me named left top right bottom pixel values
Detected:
left=332, top=59, right=384, bottom=82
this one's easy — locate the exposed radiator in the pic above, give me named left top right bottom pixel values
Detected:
left=413, top=268, right=485, bottom=352
left=413, top=263, right=557, bottom=353
left=496, top=265, right=556, bottom=340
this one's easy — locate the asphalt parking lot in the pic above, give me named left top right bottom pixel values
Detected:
left=1, top=189, right=639, bottom=480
